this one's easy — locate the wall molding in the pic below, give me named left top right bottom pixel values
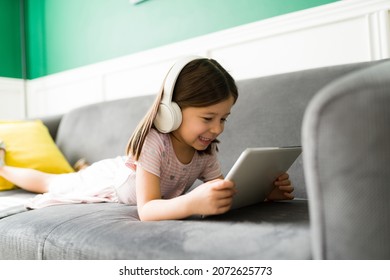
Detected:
left=1, top=0, right=390, bottom=119
left=0, top=77, right=26, bottom=120
left=368, top=10, right=390, bottom=59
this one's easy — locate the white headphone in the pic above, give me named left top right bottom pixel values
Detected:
left=154, top=56, right=203, bottom=133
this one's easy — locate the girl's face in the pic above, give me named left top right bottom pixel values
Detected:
left=171, top=96, right=235, bottom=152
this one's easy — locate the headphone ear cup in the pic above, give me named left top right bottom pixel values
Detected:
left=154, top=102, right=182, bottom=133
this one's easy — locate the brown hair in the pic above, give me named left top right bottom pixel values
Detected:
left=126, top=58, right=238, bottom=160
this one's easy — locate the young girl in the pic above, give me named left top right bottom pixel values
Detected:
left=0, top=56, right=294, bottom=221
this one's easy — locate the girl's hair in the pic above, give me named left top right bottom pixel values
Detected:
left=126, top=58, right=238, bottom=160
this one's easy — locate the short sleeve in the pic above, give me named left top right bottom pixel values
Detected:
left=125, top=129, right=164, bottom=178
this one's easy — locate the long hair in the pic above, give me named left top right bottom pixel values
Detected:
left=126, top=57, right=238, bottom=160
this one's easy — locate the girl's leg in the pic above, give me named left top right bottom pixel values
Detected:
left=0, top=165, right=54, bottom=194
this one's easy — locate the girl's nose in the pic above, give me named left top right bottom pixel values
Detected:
left=210, top=122, right=223, bottom=135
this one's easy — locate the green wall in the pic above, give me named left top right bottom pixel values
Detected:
left=2, top=0, right=339, bottom=79
left=0, top=0, right=23, bottom=79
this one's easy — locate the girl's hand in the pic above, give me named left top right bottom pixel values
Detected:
left=266, top=173, right=295, bottom=201
left=187, top=179, right=236, bottom=216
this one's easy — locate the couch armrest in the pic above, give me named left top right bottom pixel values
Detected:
left=302, top=59, right=390, bottom=259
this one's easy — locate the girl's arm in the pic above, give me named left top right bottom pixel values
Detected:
left=136, top=167, right=235, bottom=221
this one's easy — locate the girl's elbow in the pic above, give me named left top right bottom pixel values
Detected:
left=137, top=207, right=150, bottom=221
left=137, top=206, right=159, bottom=221
left=138, top=215, right=151, bottom=222
left=138, top=214, right=156, bottom=222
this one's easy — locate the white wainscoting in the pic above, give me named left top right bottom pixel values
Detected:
left=1, top=0, right=389, bottom=119
left=0, top=77, right=26, bottom=120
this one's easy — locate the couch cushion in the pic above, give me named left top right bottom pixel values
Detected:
left=0, top=200, right=310, bottom=259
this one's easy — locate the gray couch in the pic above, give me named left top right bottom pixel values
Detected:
left=0, top=59, right=389, bottom=259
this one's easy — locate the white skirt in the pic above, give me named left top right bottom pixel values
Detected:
left=48, top=156, right=131, bottom=195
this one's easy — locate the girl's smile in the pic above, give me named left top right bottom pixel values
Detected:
left=198, top=136, right=214, bottom=147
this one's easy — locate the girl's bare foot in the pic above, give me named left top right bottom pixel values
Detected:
left=73, top=158, right=90, bottom=171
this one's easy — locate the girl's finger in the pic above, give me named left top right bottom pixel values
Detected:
left=283, top=192, right=295, bottom=200
left=277, top=173, right=289, bottom=180
left=217, top=188, right=237, bottom=199
left=274, top=179, right=291, bottom=186
left=278, top=185, right=294, bottom=192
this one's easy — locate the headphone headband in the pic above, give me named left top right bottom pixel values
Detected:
left=162, top=55, right=203, bottom=104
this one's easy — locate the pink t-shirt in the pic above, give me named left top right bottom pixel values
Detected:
left=116, top=129, right=222, bottom=205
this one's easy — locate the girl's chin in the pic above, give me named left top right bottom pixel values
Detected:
left=195, top=146, right=208, bottom=151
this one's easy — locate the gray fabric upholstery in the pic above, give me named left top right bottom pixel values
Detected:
left=0, top=59, right=387, bottom=260
left=302, top=60, right=390, bottom=259
left=0, top=201, right=309, bottom=259
left=0, top=188, right=34, bottom=217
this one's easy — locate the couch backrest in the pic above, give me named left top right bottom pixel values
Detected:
left=56, top=95, right=155, bottom=165
left=55, top=60, right=382, bottom=199
left=218, top=60, right=383, bottom=198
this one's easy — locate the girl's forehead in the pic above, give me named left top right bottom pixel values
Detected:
left=207, top=96, right=235, bottom=109
left=184, top=96, right=235, bottom=114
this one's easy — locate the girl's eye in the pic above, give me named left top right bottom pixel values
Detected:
left=202, top=117, right=228, bottom=123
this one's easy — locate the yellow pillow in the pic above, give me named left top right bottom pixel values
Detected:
left=0, top=120, right=74, bottom=191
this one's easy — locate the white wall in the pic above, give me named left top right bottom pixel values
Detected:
left=1, top=0, right=390, bottom=119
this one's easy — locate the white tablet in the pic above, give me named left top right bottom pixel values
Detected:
left=225, top=147, right=302, bottom=210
